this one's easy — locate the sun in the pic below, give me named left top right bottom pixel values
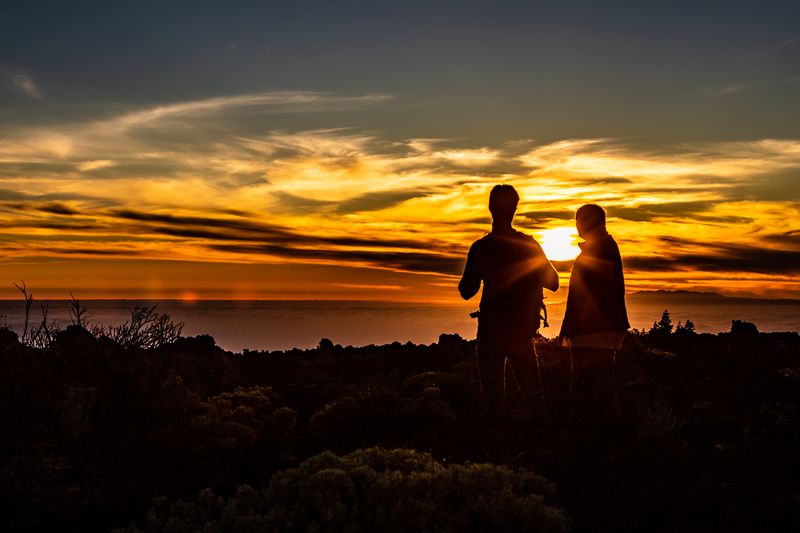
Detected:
left=538, top=227, right=581, bottom=261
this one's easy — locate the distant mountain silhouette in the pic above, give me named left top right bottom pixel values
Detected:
left=630, top=289, right=800, bottom=305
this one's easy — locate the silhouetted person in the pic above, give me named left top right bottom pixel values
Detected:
left=459, top=185, right=559, bottom=420
left=559, top=204, right=629, bottom=426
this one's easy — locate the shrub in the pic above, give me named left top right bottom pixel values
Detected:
left=190, top=386, right=292, bottom=451
left=13, top=281, right=60, bottom=348
left=9, top=284, right=183, bottom=350
left=107, top=304, right=184, bottom=349
left=130, top=447, right=570, bottom=532
left=308, top=390, right=458, bottom=452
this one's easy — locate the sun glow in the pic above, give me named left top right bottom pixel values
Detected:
left=538, top=227, right=581, bottom=261
left=1, top=89, right=798, bottom=299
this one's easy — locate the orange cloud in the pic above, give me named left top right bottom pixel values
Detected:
left=1, top=94, right=799, bottom=299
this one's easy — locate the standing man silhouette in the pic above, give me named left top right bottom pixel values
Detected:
left=559, top=204, right=630, bottom=425
left=459, top=185, right=559, bottom=419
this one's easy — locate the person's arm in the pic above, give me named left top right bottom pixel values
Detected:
left=531, top=239, right=559, bottom=292
left=542, top=258, right=559, bottom=292
left=458, top=242, right=481, bottom=300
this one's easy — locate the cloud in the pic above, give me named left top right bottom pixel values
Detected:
left=711, top=82, right=751, bottom=95
left=110, top=209, right=295, bottom=239
left=77, top=160, right=115, bottom=172
left=519, top=139, right=719, bottom=181
left=270, top=191, right=336, bottom=214
left=0, top=188, right=111, bottom=204
left=11, top=73, right=44, bottom=100
left=103, top=91, right=392, bottom=131
left=5, top=221, right=102, bottom=231
left=622, top=234, right=800, bottom=275
left=607, top=201, right=723, bottom=222
left=519, top=209, right=574, bottom=224
left=626, top=244, right=800, bottom=275
left=709, top=75, right=800, bottom=97
left=38, top=202, right=82, bottom=216
left=0, top=201, right=470, bottom=275
left=519, top=138, right=800, bottom=198
left=108, top=207, right=456, bottom=250
left=1, top=97, right=799, bottom=295
left=55, top=248, right=140, bottom=256
left=742, top=38, right=799, bottom=61
left=435, top=148, right=499, bottom=166
left=335, top=188, right=438, bottom=213
left=209, top=243, right=463, bottom=276
left=769, top=74, right=800, bottom=89
left=763, top=230, right=800, bottom=246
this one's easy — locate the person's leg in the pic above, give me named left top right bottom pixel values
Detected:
left=569, top=346, right=597, bottom=426
left=592, top=348, right=620, bottom=425
left=476, top=336, right=506, bottom=419
left=571, top=347, right=618, bottom=427
left=507, top=338, right=548, bottom=422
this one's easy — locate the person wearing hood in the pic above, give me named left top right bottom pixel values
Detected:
left=559, top=203, right=630, bottom=425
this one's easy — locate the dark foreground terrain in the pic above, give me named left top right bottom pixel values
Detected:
left=1, top=316, right=799, bottom=531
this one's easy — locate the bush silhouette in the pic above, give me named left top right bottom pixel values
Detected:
left=131, top=447, right=570, bottom=532
left=4, top=309, right=800, bottom=531
left=308, top=389, right=458, bottom=453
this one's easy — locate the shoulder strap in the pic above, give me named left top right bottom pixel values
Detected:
left=540, top=301, right=549, bottom=328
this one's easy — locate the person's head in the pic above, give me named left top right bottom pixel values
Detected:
left=575, top=204, right=606, bottom=238
left=488, top=184, right=519, bottom=224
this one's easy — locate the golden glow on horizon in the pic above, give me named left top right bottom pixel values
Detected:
left=1, top=92, right=799, bottom=300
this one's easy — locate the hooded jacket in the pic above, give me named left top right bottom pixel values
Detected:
left=560, top=231, right=630, bottom=338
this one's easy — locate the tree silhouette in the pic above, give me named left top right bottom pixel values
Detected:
left=651, top=309, right=673, bottom=334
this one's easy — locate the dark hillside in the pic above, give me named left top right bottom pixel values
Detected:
left=1, top=321, right=798, bottom=531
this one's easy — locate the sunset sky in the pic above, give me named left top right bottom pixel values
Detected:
left=1, top=1, right=799, bottom=301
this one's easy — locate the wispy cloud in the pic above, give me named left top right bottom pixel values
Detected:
left=769, top=74, right=800, bottom=88
left=104, top=91, right=392, bottom=131
left=742, top=38, right=799, bottom=61
left=708, top=75, right=800, bottom=96
left=77, top=159, right=115, bottom=171
left=11, top=73, right=44, bottom=100
left=711, top=82, right=751, bottom=96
